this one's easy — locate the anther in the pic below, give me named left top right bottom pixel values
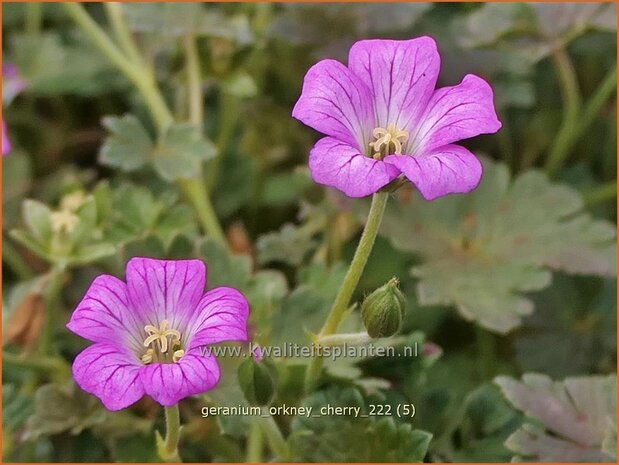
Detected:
left=369, top=124, right=409, bottom=156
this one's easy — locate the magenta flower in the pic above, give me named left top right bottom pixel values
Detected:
left=292, top=37, right=502, bottom=200
left=2, top=121, right=10, bottom=156
left=3, top=64, right=27, bottom=105
left=67, top=258, right=249, bottom=410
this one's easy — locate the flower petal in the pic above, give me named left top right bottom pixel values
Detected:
left=72, top=343, right=144, bottom=411
left=125, top=258, right=206, bottom=330
left=348, top=37, right=440, bottom=132
left=139, top=351, right=220, bottom=406
left=292, top=59, right=375, bottom=149
left=67, top=275, right=143, bottom=350
left=384, top=144, right=482, bottom=200
left=411, top=74, right=502, bottom=154
left=309, top=137, right=400, bottom=198
left=2, top=121, right=10, bottom=156
left=187, top=287, right=249, bottom=351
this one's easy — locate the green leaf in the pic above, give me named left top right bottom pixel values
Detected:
left=374, top=159, right=616, bottom=333
left=124, top=3, right=253, bottom=44
left=2, top=384, right=33, bottom=431
left=270, top=262, right=346, bottom=347
left=257, top=223, right=319, bottom=266
left=99, top=115, right=153, bottom=171
left=71, top=243, right=116, bottom=265
left=198, top=238, right=288, bottom=339
left=25, top=382, right=106, bottom=439
left=449, top=384, right=522, bottom=462
left=10, top=229, right=52, bottom=262
left=2, top=151, right=33, bottom=230
left=14, top=32, right=126, bottom=96
left=153, top=123, right=217, bottom=182
left=22, top=199, right=53, bottom=243
left=289, top=386, right=432, bottom=462
left=495, top=373, right=616, bottom=462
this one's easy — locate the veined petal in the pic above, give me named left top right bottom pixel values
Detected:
left=187, top=287, right=249, bottom=351
left=139, top=351, right=220, bottom=406
left=348, top=37, right=440, bottom=132
left=309, top=137, right=401, bottom=198
left=384, top=144, right=482, bottom=200
left=67, top=275, right=143, bottom=350
left=72, top=343, right=144, bottom=411
left=125, top=258, right=206, bottom=330
left=292, top=59, right=374, bottom=149
left=411, top=74, right=501, bottom=154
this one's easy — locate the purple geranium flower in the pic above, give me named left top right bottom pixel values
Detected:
left=67, top=258, right=249, bottom=411
left=292, top=37, right=502, bottom=200
left=3, top=63, right=27, bottom=105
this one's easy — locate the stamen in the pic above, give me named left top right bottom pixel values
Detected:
left=173, top=349, right=185, bottom=362
left=369, top=123, right=409, bottom=158
left=141, top=348, right=154, bottom=364
left=142, top=319, right=184, bottom=364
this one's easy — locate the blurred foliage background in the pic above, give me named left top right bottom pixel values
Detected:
left=2, top=2, right=617, bottom=462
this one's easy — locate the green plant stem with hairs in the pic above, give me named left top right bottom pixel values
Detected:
left=63, top=3, right=226, bottom=246
left=158, top=405, right=181, bottom=462
left=546, top=48, right=617, bottom=177
left=304, top=191, right=389, bottom=393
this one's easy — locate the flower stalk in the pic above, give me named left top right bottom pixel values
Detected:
left=63, top=3, right=226, bottom=245
left=259, top=411, right=289, bottom=461
left=39, top=264, right=66, bottom=356
left=304, top=191, right=389, bottom=392
left=159, top=405, right=181, bottom=462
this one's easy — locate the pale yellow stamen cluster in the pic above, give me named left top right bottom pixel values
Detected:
left=369, top=123, right=409, bottom=159
left=141, top=319, right=185, bottom=364
left=60, top=191, right=87, bottom=212
left=50, top=210, right=80, bottom=234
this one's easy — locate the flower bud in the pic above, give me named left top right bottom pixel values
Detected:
left=361, top=278, right=406, bottom=338
left=237, top=359, right=275, bottom=407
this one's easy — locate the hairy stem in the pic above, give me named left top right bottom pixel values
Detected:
left=304, top=191, right=389, bottom=392
left=104, top=2, right=144, bottom=65
left=160, top=405, right=181, bottom=462
left=64, top=3, right=226, bottom=243
left=545, top=48, right=582, bottom=176
left=259, top=411, right=289, bottom=461
left=183, top=34, right=204, bottom=126
left=39, top=265, right=66, bottom=356
left=583, top=181, right=617, bottom=207
left=246, top=418, right=264, bottom=462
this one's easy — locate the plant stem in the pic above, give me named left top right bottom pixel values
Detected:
left=246, top=418, right=263, bottom=462
left=39, top=264, right=65, bottom=356
left=546, top=62, right=617, bottom=177
left=2, top=238, right=34, bottom=280
left=179, top=178, right=226, bottom=245
left=583, top=181, right=617, bottom=207
left=259, top=411, right=289, bottom=461
left=317, top=331, right=372, bottom=347
left=475, top=326, right=496, bottom=381
left=160, top=405, right=181, bottom=462
left=3, top=351, right=70, bottom=377
left=304, top=191, right=389, bottom=393
left=183, top=34, right=204, bottom=127
left=103, top=2, right=143, bottom=66
left=545, top=48, right=581, bottom=176
left=64, top=3, right=226, bottom=243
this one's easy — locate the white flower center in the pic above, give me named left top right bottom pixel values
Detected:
left=141, top=319, right=185, bottom=364
left=369, top=123, right=409, bottom=159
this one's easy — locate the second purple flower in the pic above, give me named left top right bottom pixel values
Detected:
left=67, top=258, right=249, bottom=410
left=292, top=37, right=502, bottom=200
